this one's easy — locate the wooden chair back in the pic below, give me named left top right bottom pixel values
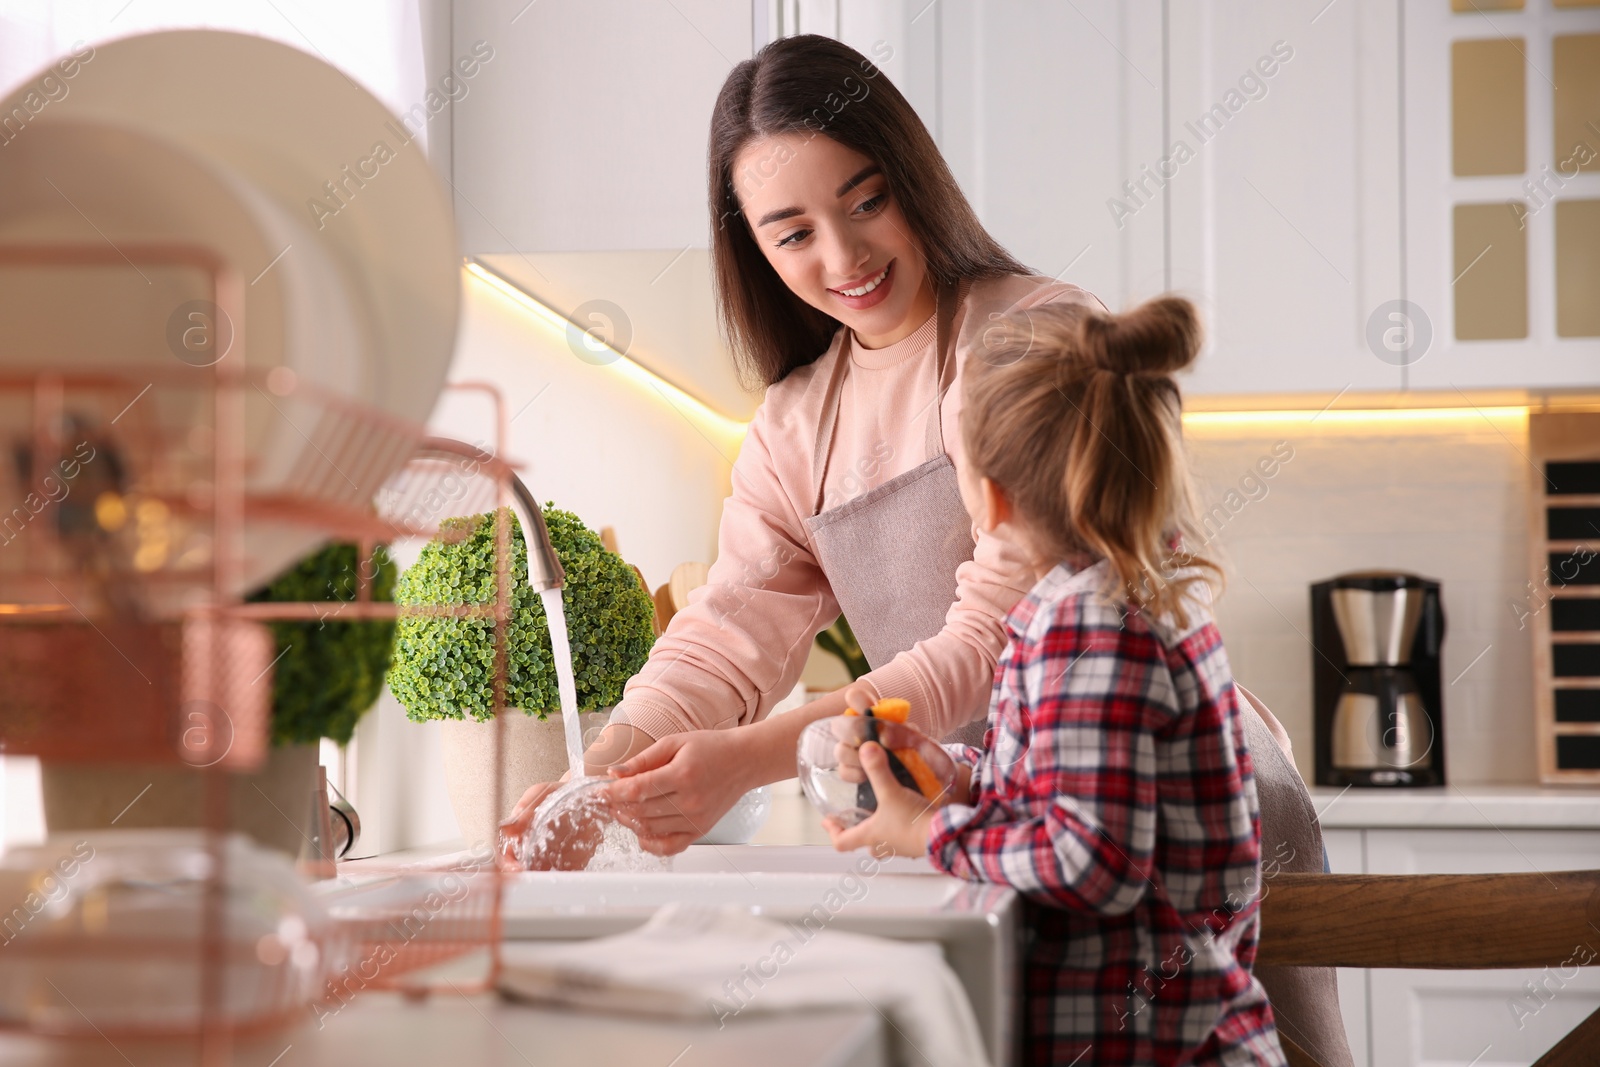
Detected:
left=1256, top=870, right=1600, bottom=1066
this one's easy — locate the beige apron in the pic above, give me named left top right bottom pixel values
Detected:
left=803, top=279, right=989, bottom=747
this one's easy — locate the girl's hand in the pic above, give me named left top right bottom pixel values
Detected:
left=833, top=681, right=879, bottom=784
left=950, top=761, right=975, bottom=807
left=822, top=741, right=938, bottom=858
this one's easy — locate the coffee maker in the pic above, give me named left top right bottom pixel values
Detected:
left=1311, top=572, right=1445, bottom=787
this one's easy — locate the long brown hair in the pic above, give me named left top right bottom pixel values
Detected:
left=709, top=34, right=1029, bottom=389
left=960, top=296, right=1220, bottom=625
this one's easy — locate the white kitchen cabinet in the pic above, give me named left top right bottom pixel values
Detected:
left=1401, top=1, right=1600, bottom=391
left=1363, top=827, right=1600, bottom=876
left=930, top=0, right=1167, bottom=317
left=451, top=0, right=752, bottom=252
left=1359, top=828, right=1600, bottom=1067
left=875, top=0, right=1409, bottom=396
left=1323, top=827, right=1371, bottom=1067
left=1323, top=827, right=1365, bottom=874
left=1366, top=968, right=1600, bottom=1067
left=766, top=0, right=1168, bottom=313
left=1293, top=812, right=1600, bottom=1067
left=1165, top=0, right=1406, bottom=396
left=1338, top=967, right=1373, bottom=1067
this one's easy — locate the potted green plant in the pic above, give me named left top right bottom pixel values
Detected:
left=815, top=615, right=870, bottom=680
left=387, top=505, right=656, bottom=847
left=40, top=542, right=397, bottom=858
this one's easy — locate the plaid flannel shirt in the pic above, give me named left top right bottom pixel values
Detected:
left=927, top=560, right=1285, bottom=1066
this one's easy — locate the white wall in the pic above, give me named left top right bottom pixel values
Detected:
left=0, top=1, right=438, bottom=145
left=0, top=757, right=43, bottom=850
left=1187, top=411, right=1536, bottom=785
left=439, top=271, right=736, bottom=589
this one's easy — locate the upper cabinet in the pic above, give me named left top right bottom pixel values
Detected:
left=917, top=1, right=1168, bottom=320
left=932, top=0, right=1600, bottom=396
left=922, top=0, right=1406, bottom=395
left=1403, top=0, right=1600, bottom=390
left=451, top=0, right=752, bottom=253
left=1164, top=0, right=1407, bottom=396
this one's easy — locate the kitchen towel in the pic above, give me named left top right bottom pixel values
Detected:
left=497, top=901, right=991, bottom=1067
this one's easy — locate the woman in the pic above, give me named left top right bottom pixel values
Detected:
left=503, top=32, right=1100, bottom=850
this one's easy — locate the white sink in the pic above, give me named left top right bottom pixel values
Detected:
left=670, top=843, right=936, bottom=876
left=504, top=870, right=962, bottom=912
left=321, top=848, right=1020, bottom=1066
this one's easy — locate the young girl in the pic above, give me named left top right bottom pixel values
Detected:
left=826, top=297, right=1287, bottom=1066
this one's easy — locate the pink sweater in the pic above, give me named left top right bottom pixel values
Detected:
left=613, top=274, right=1106, bottom=742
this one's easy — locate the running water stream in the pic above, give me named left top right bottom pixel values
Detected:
left=538, top=586, right=585, bottom=777
left=514, top=586, right=666, bottom=871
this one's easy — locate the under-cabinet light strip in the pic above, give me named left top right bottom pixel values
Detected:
left=1182, top=405, right=1527, bottom=428
left=465, top=262, right=1534, bottom=437
left=464, top=260, right=750, bottom=447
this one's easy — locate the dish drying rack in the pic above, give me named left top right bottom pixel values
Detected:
left=0, top=242, right=543, bottom=1053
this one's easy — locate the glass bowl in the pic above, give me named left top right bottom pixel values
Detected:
left=502, top=776, right=670, bottom=872
left=696, top=785, right=773, bottom=845
left=796, top=713, right=957, bottom=828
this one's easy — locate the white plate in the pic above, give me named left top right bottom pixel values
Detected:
left=31, top=29, right=462, bottom=427
left=0, top=119, right=371, bottom=595
left=0, top=31, right=459, bottom=596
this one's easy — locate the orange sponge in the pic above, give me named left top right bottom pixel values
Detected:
left=870, top=698, right=911, bottom=722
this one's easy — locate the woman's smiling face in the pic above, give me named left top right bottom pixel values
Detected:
left=733, top=132, right=936, bottom=349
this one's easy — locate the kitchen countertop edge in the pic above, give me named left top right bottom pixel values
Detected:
left=1308, top=785, right=1600, bottom=830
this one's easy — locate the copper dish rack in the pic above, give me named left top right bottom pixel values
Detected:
left=0, top=242, right=530, bottom=1056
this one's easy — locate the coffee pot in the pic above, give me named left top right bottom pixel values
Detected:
left=1312, top=572, right=1445, bottom=787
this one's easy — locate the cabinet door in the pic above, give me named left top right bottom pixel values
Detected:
left=1365, top=828, right=1600, bottom=875
left=1166, top=0, right=1405, bottom=396
left=1322, top=829, right=1372, bottom=1067
left=1368, top=967, right=1600, bottom=1067
left=1402, top=2, right=1600, bottom=390
left=1323, top=827, right=1365, bottom=874
left=1365, top=829, right=1600, bottom=1067
left=933, top=0, right=1166, bottom=314
left=452, top=0, right=752, bottom=252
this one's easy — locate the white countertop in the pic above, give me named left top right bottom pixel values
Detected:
left=752, top=774, right=1600, bottom=835
left=1308, top=785, right=1600, bottom=830
left=0, top=991, right=885, bottom=1067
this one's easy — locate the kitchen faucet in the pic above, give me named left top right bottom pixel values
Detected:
left=505, top=469, right=565, bottom=594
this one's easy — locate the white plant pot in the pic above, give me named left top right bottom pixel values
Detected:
left=437, top=710, right=610, bottom=852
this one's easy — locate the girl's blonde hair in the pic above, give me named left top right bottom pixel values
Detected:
left=961, top=295, right=1219, bottom=626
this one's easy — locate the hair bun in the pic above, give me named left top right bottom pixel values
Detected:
left=1081, top=296, right=1200, bottom=378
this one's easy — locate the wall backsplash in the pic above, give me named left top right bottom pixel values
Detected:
left=1186, top=410, right=1536, bottom=785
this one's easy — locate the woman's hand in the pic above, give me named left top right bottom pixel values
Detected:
left=498, top=774, right=569, bottom=869
left=606, top=727, right=759, bottom=855
left=508, top=789, right=613, bottom=871
left=823, top=741, right=938, bottom=858
left=496, top=724, right=657, bottom=869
